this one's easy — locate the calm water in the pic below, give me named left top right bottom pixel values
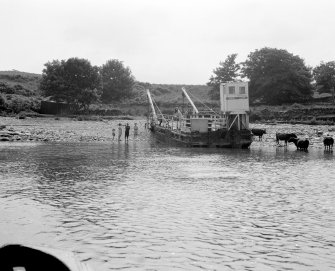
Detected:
left=1, top=134, right=335, bottom=270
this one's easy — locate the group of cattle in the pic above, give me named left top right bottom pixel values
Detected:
left=251, top=128, right=334, bottom=151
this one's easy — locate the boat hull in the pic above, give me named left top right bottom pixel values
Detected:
left=0, top=244, right=94, bottom=271
left=150, top=125, right=252, bottom=149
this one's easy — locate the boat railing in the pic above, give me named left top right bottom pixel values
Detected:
left=153, top=113, right=227, bottom=132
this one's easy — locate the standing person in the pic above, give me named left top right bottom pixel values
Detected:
left=112, top=128, right=116, bottom=140
left=134, top=123, right=139, bottom=139
left=118, top=123, right=122, bottom=141
left=125, top=123, right=130, bottom=142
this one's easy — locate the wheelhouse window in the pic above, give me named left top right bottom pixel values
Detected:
left=228, top=86, right=235, bottom=94
left=239, top=86, right=246, bottom=94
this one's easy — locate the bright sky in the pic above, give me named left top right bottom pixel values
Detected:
left=1, top=0, right=334, bottom=84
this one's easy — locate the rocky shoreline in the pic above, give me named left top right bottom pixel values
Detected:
left=250, top=105, right=335, bottom=124
left=0, top=116, right=142, bottom=142
left=1, top=115, right=334, bottom=148
left=0, top=127, right=38, bottom=142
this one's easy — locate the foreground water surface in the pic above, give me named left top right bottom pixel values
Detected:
left=1, top=130, right=335, bottom=270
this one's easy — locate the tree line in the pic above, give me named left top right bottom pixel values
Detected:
left=40, top=58, right=135, bottom=111
left=208, top=47, right=335, bottom=105
left=40, top=47, right=335, bottom=110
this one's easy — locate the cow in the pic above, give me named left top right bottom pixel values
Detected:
left=288, top=137, right=309, bottom=151
left=276, top=133, right=297, bottom=146
left=251, top=128, right=266, bottom=141
left=323, top=136, right=334, bottom=150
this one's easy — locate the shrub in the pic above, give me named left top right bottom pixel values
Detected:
left=249, top=111, right=262, bottom=122
left=134, top=109, right=141, bottom=116
left=0, top=94, right=6, bottom=110
left=125, top=109, right=133, bottom=116
left=4, top=95, right=41, bottom=113
left=0, top=82, right=35, bottom=96
left=13, top=84, right=24, bottom=91
left=0, top=82, right=15, bottom=94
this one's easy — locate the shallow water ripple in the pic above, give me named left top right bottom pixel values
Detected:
left=1, top=139, right=335, bottom=270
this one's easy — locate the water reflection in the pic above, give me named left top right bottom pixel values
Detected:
left=1, top=141, right=335, bottom=270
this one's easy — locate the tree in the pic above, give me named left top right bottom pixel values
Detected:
left=101, top=59, right=135, bottom=103
left=313, top=61, right=335, bottom=103
left=207, top=54, right=240, bottom=99
left=75, top=88, right=101, bottom=111
left=40, top=57, right=101, bottom=110
left=241, top=47, right=313, bottom=105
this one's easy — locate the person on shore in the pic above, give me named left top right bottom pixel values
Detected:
left=125, top=123, right=130, bottom=142
left=118, top=123, right=122, bottom=141
left=134, top=123, right=139, bottom=139
left=112, top=128, right=116, bottom=140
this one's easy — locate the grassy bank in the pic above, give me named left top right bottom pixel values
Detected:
left=0, top=70, right=42, bottom=115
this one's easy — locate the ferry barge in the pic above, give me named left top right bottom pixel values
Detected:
left=147, top=82, right=252, bottom=149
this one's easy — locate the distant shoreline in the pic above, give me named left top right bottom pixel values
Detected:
left=1, top=113, right=335, bottom=144
left=0, top=116, right=145, bottom=143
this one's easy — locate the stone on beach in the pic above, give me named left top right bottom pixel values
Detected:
left=0, top=116, right=140, bottom=143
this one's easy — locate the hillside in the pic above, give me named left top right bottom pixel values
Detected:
left=0, top=70, right=214, bottom=105
left=0, top=70, right=217, bottom=115
left=0, top=70, right=41, bottom=77
left=128, top=82, right=215, bottom=106
left=0, top=70, right=42, bottom=114
left=0, top=70, right=42, bottom=95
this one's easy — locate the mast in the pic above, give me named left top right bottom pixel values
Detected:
left=181, top=87, right=199, bottom=114
left=146, top=89, right=157, bottom=121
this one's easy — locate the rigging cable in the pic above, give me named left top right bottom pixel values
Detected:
left=151, top=96, right=167, bottom=122
left=186, top=89, right=220, bottom=116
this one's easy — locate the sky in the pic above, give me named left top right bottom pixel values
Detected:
left=1, top=0, right=335, bottom=84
